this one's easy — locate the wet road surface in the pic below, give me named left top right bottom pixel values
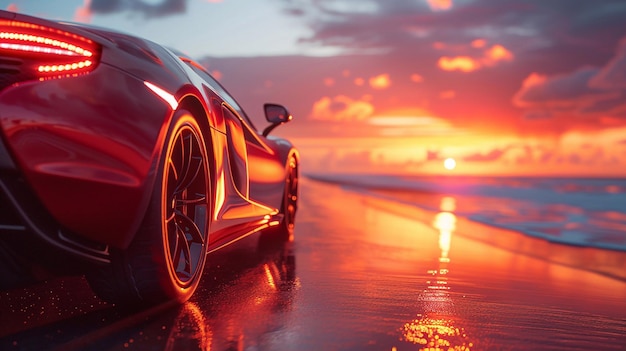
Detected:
left=1, top=178, right=625, bottom=350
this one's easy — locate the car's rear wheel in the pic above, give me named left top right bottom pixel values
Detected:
left=262, top=156, right=298, bottom=242
left=87, top=111, right=210, bottom=305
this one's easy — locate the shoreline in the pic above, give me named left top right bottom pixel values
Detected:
left=356, top=189, right=626, bottom=282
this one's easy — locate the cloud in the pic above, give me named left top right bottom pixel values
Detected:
left=310, top=95, right=375, bottom=121
left=513, top=35, right=626, bottom=121
left=483, top=45, right=514, bottom=66
left=589, top=37, right=626, bottom=89
left=438, top=56, right=480, bottom=72
left=368, top=113, right=458, bottom=136
left=210, top=70, right=222, bottom=80
left=279, top=0, right=626, bottom=67
left=369, top=74, right=391, bottom=89
left=426, top=0, right=453, bottom=12
left=438, top=43, right=514, bottom=72
left=462, top=148, right=507, bottom=162
left=471, top=39, right=486, bottom=48
left=513, top=67, right=606, bottom=108
left=6, top=3, right=18, bottom=12
left=74, top=0, right=93, bottom=23
left=410, top=74, right=424, bottom=83
left=88, top=0, right=187, bottom=17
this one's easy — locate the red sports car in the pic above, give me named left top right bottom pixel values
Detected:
left=0, top=10, right=299, bottom=305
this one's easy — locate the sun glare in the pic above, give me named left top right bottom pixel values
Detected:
left=444, top=158, right=456, bottom=170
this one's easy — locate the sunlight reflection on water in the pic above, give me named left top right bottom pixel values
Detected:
left=401, top=197, right=475, bottom=351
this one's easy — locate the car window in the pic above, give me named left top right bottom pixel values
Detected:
left=183, top=61, right=258, bottom=131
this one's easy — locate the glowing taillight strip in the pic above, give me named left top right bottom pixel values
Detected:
left=0, top=31, right=92, bottom=57
left=0, top=20, right=94, bottom=45
left=0, top=20, right=99, bottom=77
left=38, top=60, right=92, bottom=73
left=0, top=42, right=77, bottom=56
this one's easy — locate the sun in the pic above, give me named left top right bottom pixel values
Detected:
left=444, top=158, right=456, bottom=170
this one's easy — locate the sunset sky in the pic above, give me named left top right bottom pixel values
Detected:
left=4, top=0, right=626, bottom=176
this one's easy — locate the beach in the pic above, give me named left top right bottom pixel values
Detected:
left=1, top=177, right=625, bottom=350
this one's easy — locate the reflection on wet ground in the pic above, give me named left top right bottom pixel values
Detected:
left=1, top=178, right=625, bottom=350
left=401, top=197, right=474, bottom=350
left=0, top=240, right=297, bottom=351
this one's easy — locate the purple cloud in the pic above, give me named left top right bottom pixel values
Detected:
left=513, top=67, right=607, bottom=107
left=278, top=0, right=626, bottom=58
left=89, top=0, right=186, bottom=17
left=462, top=148, right=507, bottom=162
left=513, top=35, right=626, bottom=121
left=589, top=37, right=626, bottom=89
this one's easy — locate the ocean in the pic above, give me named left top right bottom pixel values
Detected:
left=306, top=174, right=626, bottom=252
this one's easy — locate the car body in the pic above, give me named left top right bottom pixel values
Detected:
left=0, top=10, right=299, bottom=305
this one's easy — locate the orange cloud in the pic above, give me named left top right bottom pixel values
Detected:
left=438, top=44, right=514, bottom=72
left=6, top=3, right=18, bottom=12
left=369, top=74, right=391, bottom=89
left=74, top=0, right=92, bottom=23
left=438, top=56, right=480, bottom=72
left=324, top=77, right=335, bottom=87
left=484, top=45, right=514, bottom=65
left=433, top=42, right=446, bottom=50
left=410, top=74, right=424, bottom=83
left=426, top=0, right=453, bottom=11
left=211, top=70, right=223, bottom=80
left=520, top=72, right=547, bottom=89
left=471, top=39, right=487, bottom=48
left=367, top=108, right=459, bottom=137
left=354, top=78, right=365, bottom=86
left=310, top=95, right=375, bottom=121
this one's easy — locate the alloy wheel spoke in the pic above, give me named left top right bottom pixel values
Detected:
left=174, top=156, right=203, bottom=195
left=167, top=159, right=179, bottom=183
left=165, top=210, right=176, bottom=223
left=170, top=223, right=182, bottom=268
left=177, top=227, right=192, bottom=276
left=176, top=194, right=206, bottom=205
left=173, top=134, right=197, bottom=192
left=174, top=209, right=206, bottom=245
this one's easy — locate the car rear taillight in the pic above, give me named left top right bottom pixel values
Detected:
left=0, top=19, right=100, bottom=89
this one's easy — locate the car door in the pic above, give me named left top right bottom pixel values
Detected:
left=223, top=101, right=285, bottom=211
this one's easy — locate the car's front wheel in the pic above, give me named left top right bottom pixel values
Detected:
left=87, top=111, right=210, bottom=305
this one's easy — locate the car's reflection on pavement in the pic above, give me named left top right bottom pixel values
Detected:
left=0, top=239, right=297, bottom=351
left=188, top=241, right=298, bottom=351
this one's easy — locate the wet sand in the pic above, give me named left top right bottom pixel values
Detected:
left=1, top=178, right=625, bottom=350
left=289, top=179, right=626, bottom=350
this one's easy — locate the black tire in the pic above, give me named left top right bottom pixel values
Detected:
left=87, top=111, right=210, bottom=305
left=262, top=155, right=298, bottom=242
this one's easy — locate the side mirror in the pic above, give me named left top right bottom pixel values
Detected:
left=262, top=103, right=292, bottom=137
